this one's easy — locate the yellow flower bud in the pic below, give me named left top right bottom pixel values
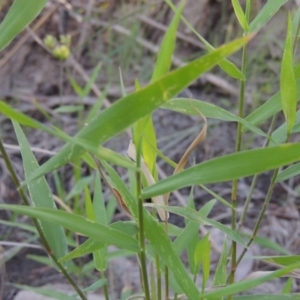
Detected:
left=52, top=45, right=70, bottom=61
left=60, top=34, right=71, bottom=48
left=43, top=34, right=57, bottom=50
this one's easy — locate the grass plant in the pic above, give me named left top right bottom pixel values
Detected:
left=1, top=0, right=300, bottom=299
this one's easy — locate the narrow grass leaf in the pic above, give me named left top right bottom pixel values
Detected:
left=245, top=79, right=300, bottom=128
left=59, top=221, right=137, bottom=262
left=134, top=115, right=157, bottom=176
left=25, top=34, right=252, bottom=183
left=164, top=0, right=245, bottom=80
left=93, top=171, right=108, bottom=271
left=84, top=185, right=95, bottom=220
left=231, top=295, right=300, bottom=300
left=142, top=144, right=300, bottom=199
left=202, top=261, right=300, bottom=299
left=127, top=140, right=167, bottom=220
left=293, top=7, right=300, bottom=37
left=0, top=205, right=139, bottom=252
left=163, top=98, right=269, bottom=139
left=66, top=176, right=93, bottom=201
left=186, top=186, right=198, bottom=274
left=213, top=236, right=228, bottom=287
left=249, top=0, right=288, bottom=32
left=200, top=184, right=233, bottom=209
left=0, top=220, right=36, bottom=234
left=13, top=121, right=67, bottom=261
left=54, top=105, right=83, bottom=114
left=151, top=0, right=184, bottom=81
left=160, top=223, right=183, bottom=237
left=85, top=89, right=106, bottom=123
left=194, top=233, right=210, bottom=289
left=83, top=279, right=107, bottom=292
left=12, top=284, right=73, bottom=300
left=282, top=278, right=294, bottom=294
left=277, top=162, right=300, bottom=182
left=241, top=234, right=291, bottom=255
left=151, top=204, right=245, bottom=246
left=258, top=255, right=300, bottom=266
left=0, top=101, right=41, bottom=129
left=0, top=101, right=136, bottom=170
left=232, top=0, right=249, bottom=31
left=82, top=62, right=102, bottom=97
left=0, top=0, right=47, bottom=52
left=97, top=146, right=137, bottom=170
left=101, top=161, right=201, bottom=299
left=136, top=52, right=157, bottom=173
left=60, top=239, right=105, bottom=262
left=174, top=200, right=216, bottom=256
left=131, top=80, right=157, bottom=174
left=270, top=110, right=300, bottom=146
left=281, top=14, right=297, bottom=135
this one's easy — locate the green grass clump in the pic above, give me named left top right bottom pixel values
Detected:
left=1, top=1, right=300, bottom=299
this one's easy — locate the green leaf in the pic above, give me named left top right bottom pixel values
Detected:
left=281, top=14, right=297, bottom=135
left=249, top=0, right=288, bottom=32
left=174, top=200, right=216, bottom=256
left=242, top=234, right=291, bottom=255
left=231, top=295, right=300, bottom=300
left=245, top=79, right=300, bottom=128
left=162, top=98, right=270, bottom=139
left=276, top=162, right=300, bottom=182
left=82, top=62, right=102, bottom=97
left=232, top=0, right=249, bottom=31
left=0, top=101, right=136, bottom=170
left=84, top=185, right=95, bottom=220
left=54, top=105, right=84, bottom=114
left=0, top=205, right=140, bottom=253
left=258, top=255, right=300, bottom=266
left=269, top=110, right=300, bottom=146
left=202, top=261, right=300, bottom=299
left=83, top=279, right=107, bottom=292
left=24, top=34, right=252, bottom=183
left=13, top=121, right=67, bottom=261
left=66, top=176, right=93, bottom=202
left=92, top=171, right=108, bottom=271
left=12, top=284, right=73, bottom=300
left=200, top=184, right=233, bottom=209
left=164, top=0, right=245, bottom=80
left=59, top=221, right=138, bottom=262
left=194, top=233, right=210, bottom=288
left=85, top=90, right=106, bottom=124
left=185, top=186, right=198, bottom=274
left=151, top=0, right=184, bottom=81
left=101, top=161, right=201, bottom=299
left=142, top=144, right=300, bottom=199
left=60, top=238, right=105, bottom=262
left=0, top=101, right=41, bottom=129
left=97, top=146, right=137, bottom=170
left=134, top=115, right=157, bottom=175
left=213, top=236, right=228, bottom=287
left=152, top=204, right=246, bottom=246
left=282, top=278, right=294, bottom=294
left=0, top=0, right=47, bottom=52
left=49, top=128, right=136, bottom=170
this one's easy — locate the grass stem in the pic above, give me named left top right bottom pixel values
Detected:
left=136, top=140, right=151, bottom=300
left=229, top=4, right=251, bottom=294
left=155, top=254, right=162, bottom=300
left=101, top=270, right=109, bottom=300
left=229, top=40, right=248, bottom=290
left=164, top=219, right=169, bottom=299
left=237, top=113, right=278, bottom=231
